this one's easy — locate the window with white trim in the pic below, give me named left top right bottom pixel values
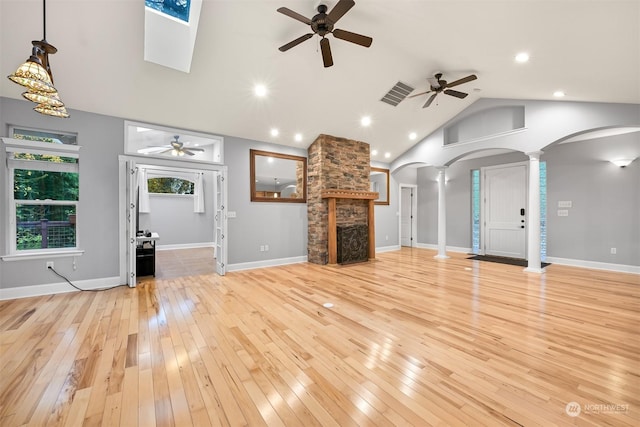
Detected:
left=3, top=127, right=80, bottom=255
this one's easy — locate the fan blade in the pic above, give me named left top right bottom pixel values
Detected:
left=279, top=33, right=314, bottom=51
left=423, top=93, right=437, bottom=108
left=444, top=89, right=468, bottom=99
left=320, top=38, right=333, bottom=67
left=184, top=150, right=196, bottom=156
left=332, top=28, right=372, bottom=47
left=276, top=7, right=312, bottom=25
left=327, top=0, right=355, bottom=24
left=185, top=147, right=205, bottom=152
left=446, top=74, right=477, bottom=88
left=407, top=90, right=432, bottom=99
left=160, top=149, right=174, bottom=154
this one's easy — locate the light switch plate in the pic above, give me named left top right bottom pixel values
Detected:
left=558, top=201, right=572, bottom=208
left=557, top=209, right=569, bottom=216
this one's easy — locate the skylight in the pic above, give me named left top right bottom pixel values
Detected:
left=145, top=0, right=191, bottom=23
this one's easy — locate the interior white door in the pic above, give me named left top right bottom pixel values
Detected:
left=483, top=164, right=527, bottom=258
left=215, top=168, right=228, bottom=275
left=400, top=187, right=414, bottom=247
left=126, top=159, right=138, bottom=287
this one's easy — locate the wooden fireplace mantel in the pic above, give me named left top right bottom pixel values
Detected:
left=321, top=189, right=378, bottom=264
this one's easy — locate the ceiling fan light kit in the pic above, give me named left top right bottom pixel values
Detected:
left=7, top=0, right=69, bottom=118
left=277, top=0, right=373, bottom=68
left=408, top=72, right=478, bottom=108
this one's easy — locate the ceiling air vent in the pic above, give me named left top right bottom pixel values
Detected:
left=380, top=82, right=414, bottom=107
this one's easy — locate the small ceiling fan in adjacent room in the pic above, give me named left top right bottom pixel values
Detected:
left=138, top=135, right=205, bottom=157
left=408, top=73, right=478, bottom=108
left=277, top=0, right=373, bottom=68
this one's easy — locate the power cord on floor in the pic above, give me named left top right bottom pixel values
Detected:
left=48, top=266, right=128, bottom=292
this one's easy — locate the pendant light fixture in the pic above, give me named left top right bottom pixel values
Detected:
left=7, top=0, right=69, bottom=118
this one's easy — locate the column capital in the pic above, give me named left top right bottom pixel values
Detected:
left=525, top=151, right=544, bottom=160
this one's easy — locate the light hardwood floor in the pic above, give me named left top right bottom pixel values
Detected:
left=1, top=248, right=639, bottom=426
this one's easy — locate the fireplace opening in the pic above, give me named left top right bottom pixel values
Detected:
left=337, top=224, right=369, bottom=264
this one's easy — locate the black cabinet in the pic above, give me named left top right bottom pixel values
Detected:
left=136, top=240, right=156, bottom=277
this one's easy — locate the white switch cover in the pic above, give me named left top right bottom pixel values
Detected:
left=557, top=210, right=569, bottom=216
left=558, top=201, right=572, bottom=208
left=227, top=211, right=237, bottom=218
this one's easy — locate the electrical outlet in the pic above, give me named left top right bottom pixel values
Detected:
left=46, top=261, right=54, bottom=269
left=265, top=244, right=269, bottom=251
left=260, top=245, right=265, bottom=252
left=611, top=248, right=617, bottom=255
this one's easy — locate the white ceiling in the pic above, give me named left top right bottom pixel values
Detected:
left=1, top=0, right=639, bottom=163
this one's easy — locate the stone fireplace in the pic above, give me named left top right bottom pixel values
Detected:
left=307, top=134, right=377, bottom=264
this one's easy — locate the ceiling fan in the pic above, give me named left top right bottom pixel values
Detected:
left=277, top=0, right=373, bottom=68
left=408, top=73, right=478, bottom=108
left=139, top=135, right=205, bottom=157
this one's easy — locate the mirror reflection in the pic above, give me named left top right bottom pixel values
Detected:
left=370, top=167, right=390, bottom=205
left=250, top=149, right=307, bottom=203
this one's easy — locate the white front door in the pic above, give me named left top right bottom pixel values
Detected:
left=482, top=163, right=527, bottom=258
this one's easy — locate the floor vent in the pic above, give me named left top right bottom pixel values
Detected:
left=380, top=82, right=414, bottom=106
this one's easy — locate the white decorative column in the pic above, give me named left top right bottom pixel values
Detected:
left=525, top=151, right=543, bottom=273
left=435, top=166, right=449, bottom=259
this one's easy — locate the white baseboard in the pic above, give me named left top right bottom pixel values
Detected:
left=157, top=242, right=215, bottom=251
left=228, top=256, right=308, bottom=272
left=416, top=243, right=472, bottom=254
left=376, top=245, right=401, bottom=253
left=0, top=276, right=124, bottom=301
left=545, top=257, right=640, bottom=274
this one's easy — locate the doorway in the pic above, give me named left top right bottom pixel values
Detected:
left=118, top=156, right=227, bottom=286
left=481, top=162, right=528, bottom=258
left=399, top=184, right=417, bottom=247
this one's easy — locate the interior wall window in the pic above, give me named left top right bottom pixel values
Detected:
left=147, top=177, right=194, bottom=194
left=4, top=127, right=80, bottom=254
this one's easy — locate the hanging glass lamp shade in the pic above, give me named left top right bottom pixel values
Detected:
left=7, top=53, right=56, bottom=93
left=34, top=103, right=69, bottom=118
left=22, top=89, right=64, bottom=108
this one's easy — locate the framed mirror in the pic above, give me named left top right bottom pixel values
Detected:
left=250, top=149, right=307, bottom=203
left=370, top=167, right=390, bottom=205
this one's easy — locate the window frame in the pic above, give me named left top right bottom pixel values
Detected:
left=3, top=135, right=82, bottom=258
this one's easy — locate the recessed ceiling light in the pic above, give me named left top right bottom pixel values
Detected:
left=515, top=52, right=530, bottom=63
left=294, top=133, right=303, bottom=142
left=371, top=149, right=378, bottom=156
left=553, top=91, right=565, bottom=98
left=254, top=84, right=267, bottom=97
left=361, top=116, right=372, bottom=127
left=409, top=132, right=417, bottom=140
left=384, top=152, right=391, bottom=159
left=270, top=128, right=279, bottom=137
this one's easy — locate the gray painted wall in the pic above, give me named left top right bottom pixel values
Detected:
left=1, top=97, right=123, bottom=288
left=223, top=135, right=308, bottom=264
left=543, top=133, right=639, bottom=265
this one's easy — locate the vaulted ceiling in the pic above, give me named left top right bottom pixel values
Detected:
left=1, top=1, right=638, bottom=162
